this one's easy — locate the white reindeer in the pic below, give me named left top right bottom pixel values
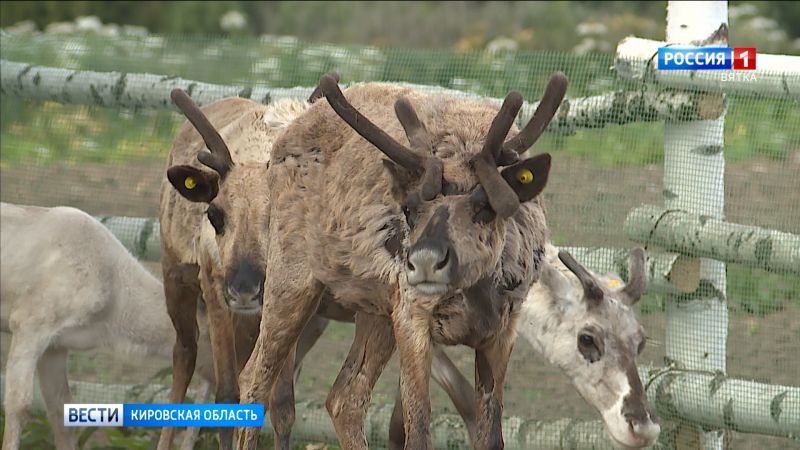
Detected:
left=0, top=202, right=214, bottom=450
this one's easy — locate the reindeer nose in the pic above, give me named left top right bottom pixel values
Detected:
left=405, top=206, right=456, bottom=294
left=408, top=245, right=451, bottom=277
left=224, top=260, right=265, bottom=313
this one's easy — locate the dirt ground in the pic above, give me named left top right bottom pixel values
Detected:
left=1, top=154, right=798, bottom=449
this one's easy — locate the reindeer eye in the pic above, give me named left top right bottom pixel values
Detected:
left=578, top=332, right=602, bottom=363
left=206, top=205, right=225, bottom=235
left=401, top=205, right=415, bottom=228
left=637, top=339, right=646, bottom=355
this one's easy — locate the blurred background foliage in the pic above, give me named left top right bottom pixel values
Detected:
left=2, top=1, right=799, bottom=54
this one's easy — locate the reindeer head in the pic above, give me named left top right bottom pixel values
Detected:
left=319, top=73, right=566, bottom=297
left=526, top=247, right=660, bottom=449
left=165, top=90, right=274, bottom=314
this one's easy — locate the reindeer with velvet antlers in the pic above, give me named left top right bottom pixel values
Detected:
left=231, top=72, right=567, bottom=450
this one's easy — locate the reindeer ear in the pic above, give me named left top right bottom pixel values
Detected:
left=540, top=261, right=573, bottom=301
left=382, top=159, right=412, bottom=203
left=620, top=247, right=647, bottom=305
left=500, top=153, right=551, bottom=203
left=167, top=165, right=220, bottom=203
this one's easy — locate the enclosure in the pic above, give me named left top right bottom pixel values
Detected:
left=1, top=2, right=799, bottom=449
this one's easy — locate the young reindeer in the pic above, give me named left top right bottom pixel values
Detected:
left=0, top=202, right=217, bottom=450
left=235, top=73, right=567, bottom=450
left=385, top=244, right=660, bottom=449
left=160, top=80, right=486, bottom=450
left=289, top=244, right=661, bottom=450
left=517, top=245, right=661, bottom=448
left=157, top=85, right=330, bottom=450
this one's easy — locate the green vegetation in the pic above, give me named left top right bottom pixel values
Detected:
left=1, top=34, right=798, bottom=170
left=1, top=1, right=797, bottom=53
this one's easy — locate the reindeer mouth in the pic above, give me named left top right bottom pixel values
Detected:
left=227, top=303, right=262, bottom=315
left=411, top=282, right=450, bottom=296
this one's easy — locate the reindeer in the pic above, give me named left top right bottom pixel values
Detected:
left=514, top=245, right=661, bottom=448
left=287, top=244, right=661, bottom=450
left=0, top=202, right=218, bottom=450
left=158, top=79, right=512, bottom=450
left=234, top=73, right=567, bottom=450
left=157, top=87, right=320, bottom=450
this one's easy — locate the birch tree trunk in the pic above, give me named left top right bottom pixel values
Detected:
left=663, top=3, right=729, bottom=449
left=640, top=367, right=800, bottom=440
left=95, top=215, right=161, bottom=262
left=560, top=246, right=700, bottom=294
left=3, top=58, right=723, bottom=135
left=4, top=371, right=795, bottom=448
left=624, top=205, right=800, bottom=274
left=0, top=59, right=315, bottom=109
left=615, top=38, right=800, bottom=100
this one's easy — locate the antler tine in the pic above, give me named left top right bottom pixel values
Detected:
left=394, top=97, right=431, bottom=151
left=170, top=88, right=234, bottom=178
left=503, top=72, right=568, bottom=154
left=558, top=250, right=604, bottom=302
left=483, top=90, right=524, bottom=161
left=308, top=71, right=341, bottom=103
left=471, top=91, right=524, bottom=219
left=621, top=247, right=647, bottom=305
left=319, top=74, right=423, bottom=174
left=394, top=97, right=443, bottom=200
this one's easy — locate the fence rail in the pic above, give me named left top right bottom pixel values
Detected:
left=2, top=58, right=728, bottom=137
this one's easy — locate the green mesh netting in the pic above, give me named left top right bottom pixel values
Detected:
left=1, top=32, right=798, bottom=450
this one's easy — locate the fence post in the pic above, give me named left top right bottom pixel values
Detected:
left=663, top=2, right=729, bottom=449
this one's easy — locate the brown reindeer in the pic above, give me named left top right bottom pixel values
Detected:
left=157, top=88, right=317, bottom=450
left=235, top=73, right=567, bottom=450
left=158, top=81, right=478, bottom=450
left=286, top=244, right=660, bottom=450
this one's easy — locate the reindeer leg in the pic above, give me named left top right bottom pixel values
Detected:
left=326, top=313, right=395, bottom=450
left=293, top=314, right=330, bottom=384
left=388, top=347, right=477, bottom=450
left=388, top=381, right=405, bottom=450
left=267, top=346, right=297, bottom=450
left=431, top=347, right=478, bottom=446
left=392, top=300, right=434, bottom=450
left=37, top=348, right=76, bottom=450
left=158, top=262, right=200, bottom=450
left=237, top=263, right=324, bottom=450
left=199, top=267, right=240, bottom=450
left=265, top=312, right=330, bottom=450
left=2, top=331, right=50, bottom=450
left=474, top=329, right=516, bottom=450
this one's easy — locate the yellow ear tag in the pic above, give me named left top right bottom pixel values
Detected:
left=517, top=168, right=534, bottom=184
left=607, top=279, right=622, bottom=288
left=184, top=176, right=197, bottom=190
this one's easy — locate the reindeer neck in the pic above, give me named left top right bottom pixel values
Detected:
left=518, top=283, right=572, bottom=365
left=108, top=254, right=176, bottom=357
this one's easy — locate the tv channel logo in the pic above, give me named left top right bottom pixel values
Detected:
left=658, top=47, right=756, bottom=71
left=64, top=403, right=265, bottom=428
left=64, top=404, right=123, bottom=427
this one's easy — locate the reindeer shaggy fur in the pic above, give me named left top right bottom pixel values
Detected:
left=286, top=244, right=660, bottom=450
left=157, top=93, right=315, bottom=450
left=159, top=84, right=523, bottom=450
left=237, top=75, right=566, bottom=450
left=517, top=244, right=661, bottom=448
left=0, top=203, right=217, bottom=450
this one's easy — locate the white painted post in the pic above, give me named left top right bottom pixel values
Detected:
left=664, top=2, right=729, bottom=450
